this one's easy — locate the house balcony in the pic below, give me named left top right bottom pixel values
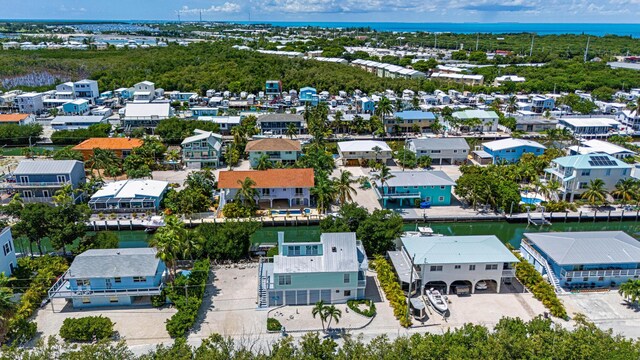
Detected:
left=21, top=196, right=54, bottom=204
left=563, top=268, right=640, bottom=279
left=373, top=186, right=421, bottom=200
left=47, top=272, right=164, bottom=300
left=2, top=180, right=70, bottom=188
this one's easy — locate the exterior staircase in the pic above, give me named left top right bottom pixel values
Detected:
left=520, top=242, right=566, bottom=294
left=257, top=258, right=269, bottom=308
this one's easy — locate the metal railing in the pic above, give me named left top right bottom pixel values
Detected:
left=565, top=268, right=640, bottom=279
left=384, top=192, right=421, bottom=198
left=8, top=180, right=70, bottom=187
left=502, top=269, right=516, bottom=277
left=520, top=241, right=564, bottom=293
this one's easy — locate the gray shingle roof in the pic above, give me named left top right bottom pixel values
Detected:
left=14, top=160, right=83, bottom=175
left=409, top=138, right=470, bottom=151
left=67, top=248, right=162, bottom=279
left=524, top=231, right=640, bottom=265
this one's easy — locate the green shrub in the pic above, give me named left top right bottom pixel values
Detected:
left=513, top=251, right=567, bottom=318
left=371, top=255, right=411, bottom=327
left=59, top=316, right=114, bottom=342
left=267, top=318, right=282, bottom=331
left=222, top=202, right=256, bottom=218
left=347, top=299, right=376, bottom=317
left=164, top=259, right=210, bottom=337
left=7, top=318, right=36, bottom=345
left=266, top=246, right=279, bottom=257
left=151, top=292, right=166, bottom=308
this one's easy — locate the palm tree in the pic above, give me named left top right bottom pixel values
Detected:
left=311, top=176, right=337, bottom=214
left=545, top=180, right=561, bottom=201
left=165, top=149, right=181, bottom=170
left=581, top=179, right=608, bottom=207
left=255, top=154, right=273, bottom=171
left=505, top=96, right=518, bottom=115
left=375, top=97, right=394, bottom=119
left=627, top=97, right=640, bottom=119
left=311, top=301, right=328, bottom=332
left=324, top=305, right=342, bottom=330
left=150, top=215, right=185, bottom=279
left=372, top=145, right=382, bottom=163
left=89, top=148, right=120, bottom=179
left=612, top=178, right=638, bottom=205
left=371, top=164, right=395, bottom=203
left=430, top=119, right=443, bottom=134
left=619, top=279, right=640, bottom=304
left=285, top=123, right=298, bottom=139
left=333, top=170, right=357, bottom=205
left=235, top=177, right=258, bottom=207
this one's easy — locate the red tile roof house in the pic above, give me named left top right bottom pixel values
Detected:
left=217, top=168, right=315, bottom=210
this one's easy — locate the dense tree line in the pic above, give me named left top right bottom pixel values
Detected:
left=0, top=124, right=42, bottom=146
left=50, top=123, right=110, bottom=145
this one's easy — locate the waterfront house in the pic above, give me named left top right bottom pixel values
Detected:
left=543, top=153, right=631, bottom=201
left=373, top=170, right=455, bottom=208
left=180, top=129, right=223, bottom=169
left=15, top=92, right=44, bottom=114
left=0, top=113, right=35, bottom=126
left=389, top=235, right=518, bottom=295
left=47, top=248, right=166, bottom=308
left=245, top=138, right=301, bottom=168
left=89, top=179, right=168, bottom=212
left=515, top=118, right=558, bottom=132
left=0, top=228, right=17, bottom=275
left=7, top=160, right=85, bottom=204
left=51, top=115, right=107, bottom=130
left=337, top=140, right=392, bottom=166
left=122, top=102, right=174, bottom=129
left=257, top=113, right=305, bottom=135
left=557, top=117, right=619, bottom=138
left=479, top=138, right=546, bottom=164
left=218, top=168, right=314, bottom=209
left=567, top=139, right=636, bottom=160
left=62, top=99, right=90, bottom=115
left=258, top=232, right=367, bottom=307
left=520, top=231, right=640, bottom=291
left=407, top=138, right=469, bottom=165
left=73, top=137, right=143, bottom=161
left=451, top=110, right=499, bottom=133
left=387, top=111, right=437, bottom=133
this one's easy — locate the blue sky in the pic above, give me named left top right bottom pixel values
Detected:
left=3, top=0, right=640, bottom=23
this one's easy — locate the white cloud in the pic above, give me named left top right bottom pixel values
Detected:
left=59, top=5, right=87, bottom=13
left=180, top=3, right=242, bottom=14
left=256, top=0, right=437, bottom=13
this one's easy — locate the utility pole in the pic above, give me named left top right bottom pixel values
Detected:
left=199, top=10, right=202, bottom=22
left=584, top=36, right=590, bottom=63
left=475, top=33, right=479, bottom=51
left=529, top=35, right=535, bottom=58
left=406, top=253, right=415, bottom=324
left=184, top=284, right=189, bottom=306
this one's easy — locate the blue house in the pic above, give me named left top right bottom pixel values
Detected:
left=531, top=96, right=555, bottom=113
left=520, top=231, right=640, bottom=292
left=373, top=170, right=455, bottom=208
left=480, top=138, right=546, bottom=164
left=8, top=160, right=86, bottom=204
left=388, top=111, right=437, bottom=133
left=299, top=87, right=319, bottom=106
left=0, top=227, right=17, bottom=275
left=357, top=96, right=375, bottom=114
left=191, top=107, right=219, bottom=117
left=62, top=99, right=90, bottom=115
left=47, top=248, right=166, bottom=308
left=266, top=80, right=282, bottom=97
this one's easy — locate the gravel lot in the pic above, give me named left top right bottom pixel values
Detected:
left=562, top=291, right=640, bottom=338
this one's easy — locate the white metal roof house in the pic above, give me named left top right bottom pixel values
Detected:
left=257, top=232, right=368, bottom=307
left=337, top=140, right=392, bottom=166
left=568, top=139, right=636, bottom=159
left=480, top=138, right=546, bottom=164
left=180, top=129, right=223, bottom=169
left=122, top=102, right=173, bottom=129
left=408, top=138, right=470, bottom=165
left=89, top=179, right=169, bottom=212
left=390, top=235, right=518, bottom=295
left=50, top=115, right=107, bottom=130
left=557, top=117, right=620, bottom=138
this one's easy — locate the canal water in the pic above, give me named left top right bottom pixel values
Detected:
left=15, top=221, right=640, bottom=255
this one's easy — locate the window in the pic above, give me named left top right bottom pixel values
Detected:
left=430, top=265, right=443, bottom=272
left=133, top=276, right=146, bottom=283
left=469, top=265, right=476, bottom=271
left=606, top=169, right=611, bottom=176
left=583, top=277, right=589, bottom=282
left=2, top=242, right=10, bottom=256
left=109, top=296, right=118, bottom=303
left=453, top=150, right=458, bottom=153
left=344, top=274, right=350, bottom=283
left=295, top=188, right=304, bottom=196
left=440, top=186, right=446, bottom=190
left=485, top=264, right=498, bottom=270
left=438, top=196, right=445, bottom=202
left=454, top=265, right=461, bottom=269
left=114, top=277, right=121, bottom=283
left=598, top=276, right=604, bottom=281
left=290, top=246, right=301, bottom=256
left=579, top=182, right=588, bottom=189
left=279, top=275, right=291, bottom=285
left=567, top=277, right=573, bottom=282
left=580, top=170, right=591, bottom=176
left=431, top=150, right=441, bottom=154
left=344, top=290, right=351, bottom=296
left=82, top=297, right=91, bottom=304
left=305, top=245, right=318, bottom=255
left=76, top=279, right=90, bottom=287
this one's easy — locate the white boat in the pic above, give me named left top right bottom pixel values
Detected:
left=403, top=226, right=442, bottom=237
left=426, top=288, right=449, bottom=314
left=143, top=216, right=165, bottom=232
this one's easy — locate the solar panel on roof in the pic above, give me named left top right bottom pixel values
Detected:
left=588, top=155, right=617, bottom=167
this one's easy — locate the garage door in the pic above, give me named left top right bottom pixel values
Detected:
left=296, top=290, right=308, bottom=305
left=285, top=291, right=296, bottom=305
left=309, top=290, right=320, bottom=304
left=269, top=291, right=283, bottom=306
left=320, top=289, right=331, bottom=303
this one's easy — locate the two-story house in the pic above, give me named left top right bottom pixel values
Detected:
left=388, top=111, right=437, bottom=133
left=479, top=138, right=546, bottom=164
left=337, top=140, right=392, bottom=166
left=373, top=170, right=455, bottom=208
left=407, top=138, right=470, bottom=165
left=0, top=228, right=17, bottom=275
left=218, top=168, right=314, bottom=209
left=246, top=138, right=301, bottom=168
left=265, top=80, right=282, bottom=98
left=391, top=235, right=519, bottom=295
left=257, top=114, right=305, bottom=135
left=55, top=82, right=76, bottom=100
left=451, top=110, right=499, bottom=132
left=89, top=179, right=169, bottom=213
left=568, top=139, right=636, bottom=160
left=7, top=160, right=86, bottom=204
left=531, top=96, right=555, bottom=113
left=15, top=92, right=44, bottom=114
left=122, top=102, right=174, bottom=129
left=299, top=87, right=319, bottom=106
left=62, top=99, right=90, bottom=115
left=133, top=81, right=156, bottom=102
left=73, top=79, right=100, bottom=104
left=520, top=231, right=640, bottom=292
left=258, top=232, right=368, bottom=307
left=544, top=153, right=632, bottom=201
left=557, top=117, right=619, bottom=138
left=47, top=248, right=166, bottom=308
left=73, top=137, right=143, bottom=161
left=0, top=113, right=36, bottom=126
left=181, top=129, right=223, bottom=169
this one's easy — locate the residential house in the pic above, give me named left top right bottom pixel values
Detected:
left=568, top=139, right=636, bottom=159
left=169, top=92, right=199, bottom=105
left=390, top=235, right=518, bottom=295
left=257, top=232, right=367, bottom=307
left=73, top=79, right=100, bottom=104
left=337, top=140, right=392, bottom=166
left=0, top=228, right=17, bottom=275
left=180, top=129, right=223, bottom=169
left=0, top=113, right=35, bottom=126
left=543, top=153, right=632, bottom=201
left=55, top=82, right=76, bottom=100
left=265, top=80, right=282, bottom=98
left=51, top=115, right=107, bottom=130
left=407, top=138, right=470, bottom=165
left=15, top=92, right=44, bottom=114
left=299, top=87, right=319, bottom=106
left=245, top=138, right=302, bottom=168
left=62, top=99, right=90, bottom=115
left=617, top=110, right=640, bottom=134
left=198, top=116, right=241, bottom=135
left=479, top=138, right=546, bottom=164
left=47, top=248, right=166, bottom=308
left=451, top=110, right=499, bottom=133
left=515, top=118, right=558, bottom=132
left=356, top=96, right=375, bottom=114
left=122, top=102, right=174, bottom=129
left=89, top=179, right=169, bottom=212
left=373, top=170, right=455, bottom=208
left=73, top=137, right=143, bottom=161
left=7, top=160, right=85, bottom=203
left=133, top=81, right=156, bottom=102
left=257, top=113, right=305, bottom=135
left=531, top=96, right=555, bottom=113
left=429, top=72, right=484, bottom=86
left=520, top=231, right=640, bottom=291
left=493, top=75, right=525, bottom=87
left=388, top=111, right=437, bottom=133
left=218, top=168, right=314, bottom=209
left=557, top=117, right=619, bottom=138
left=191, top=107, right=218, bottom=117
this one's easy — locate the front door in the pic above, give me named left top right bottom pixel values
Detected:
left=42, top=190, right=50, bottom=198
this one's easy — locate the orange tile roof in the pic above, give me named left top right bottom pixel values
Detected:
left=218, top=168, right=315, bottom=189
left=245, top=138, right=302, bottom=152
left=0, top=114, right=30, bottom=122
left=72, top=137, right=144, bottom=151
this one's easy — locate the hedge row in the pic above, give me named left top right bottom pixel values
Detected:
left=165, top=260, right=210, bottom=338
left=59, top=316, right=114, bottom=342
left=371, top=255, right=411, bottom=327
left=347, top=299, right=376, bottom=318
left=514, top=251, right=567, bottom=318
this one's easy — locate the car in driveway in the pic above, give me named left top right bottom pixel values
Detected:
left=475, top=281, right=488, bottom=290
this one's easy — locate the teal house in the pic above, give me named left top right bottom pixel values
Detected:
left=245, top=138, right=301, bottom=168
left=373, top=170, right=455, bottom=208
left=257, top=232, right=368, bottom=307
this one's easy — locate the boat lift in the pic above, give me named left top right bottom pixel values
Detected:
left=527, top=208, right=552, bottom=226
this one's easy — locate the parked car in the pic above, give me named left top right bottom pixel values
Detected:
left=475, top=281, right=488, bottom=290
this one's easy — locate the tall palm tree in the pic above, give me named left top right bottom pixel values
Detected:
left=285, top=123, right=298, bottom=139
left=612, top=178, right=638, bottom=205
left=311, top=176, right=336, bottom=214
left=371, top=164, right=395, bottom=201
left=165, top=149, right=181, bottom=170
left=545, top=180, right=561, bottom=201
left=372, top=145, right=382, bottom=163
left=255, top=154, right=273, bottom=171
left=375, top=97, right=394, bottom=119
left=333, top=170, right=357, bottom=205
left=505, top=96, right=518, bottom=115
left=581, top=179, right=608, bottom=207
left=151, top=215, right=185, bottom=279
left=324, top=305, right=342, bottom=330
left=619, top=279, right=640, bottom=304
left=235, top=177, right=258, bottom=207
left=627, top=97, right=640, bottom=119
left=311, top=301, right=328, bottom=332
left=89, top=148, right=120, bottom=179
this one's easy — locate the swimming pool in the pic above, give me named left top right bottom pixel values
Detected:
left=271, top=208, right=312, bottom=215
left=521, top=197, right=543, bottom=205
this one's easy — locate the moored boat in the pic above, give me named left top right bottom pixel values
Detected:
left=426, top=288, right=449, bottom=313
